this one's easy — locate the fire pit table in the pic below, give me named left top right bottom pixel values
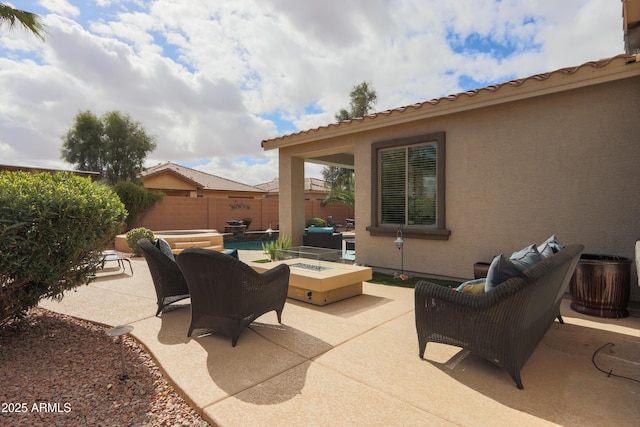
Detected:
left=250, top=257, right=372, bottom=306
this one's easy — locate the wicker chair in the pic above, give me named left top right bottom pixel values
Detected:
left=176, top=247, right=290, bottom=346
left=137, top=238, right=190, bottom=316
left=414, top=243, right=584, bottom=389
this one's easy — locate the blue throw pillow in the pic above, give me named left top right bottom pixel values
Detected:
left=154, top=238, right=175, bottom=262
left=509, top=244, right=542, bottom=272
left=539, top=235, right=563, bottom=258
left=485, top=254, right=521, bottom=292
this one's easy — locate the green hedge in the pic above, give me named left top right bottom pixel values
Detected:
left=125, top=227, right=154, bottom=256
left=0, top=171, right=127, bottom=325
left=113, top=180, right=163, bottom=229
left=305, top=217, right=326, bottom=228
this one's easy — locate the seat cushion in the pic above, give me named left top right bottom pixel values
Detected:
left=222, top=249, right=239, bottom=259
left=456, top=278, right=487, bottom=294
left=306, top=227, right=335, bottom=234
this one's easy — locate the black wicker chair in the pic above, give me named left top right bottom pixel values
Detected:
left=176, top=247, right=290, bottom=346
left=137, top=238, right=190, bottom=316
left=415, top=243, right=584, bottom=389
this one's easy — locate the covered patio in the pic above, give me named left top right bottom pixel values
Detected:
left=39, top=253, right=640, bottom=426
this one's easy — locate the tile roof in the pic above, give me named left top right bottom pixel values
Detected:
left=142, top=162, right=264, bottom=193
left=262, top=54, right=638, bottom=146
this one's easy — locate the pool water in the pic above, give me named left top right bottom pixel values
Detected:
left=224, top=240, right=275, bottom=250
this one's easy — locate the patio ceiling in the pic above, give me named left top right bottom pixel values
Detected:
left=305, top=152, right=354, bottom=170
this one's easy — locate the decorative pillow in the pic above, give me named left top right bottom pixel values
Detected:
left=539, top=235, right=563, bottom=258
left=306, top=227, right=335, bottom=234
left=509, top=244, right=542, bottom=272
left=485, top=254, right=521, bottom=292
left=154, top=238, right=175, bottom=261
left=222, top=248, right=239, bottom=259
left=456, top=278, right=487, bottom=294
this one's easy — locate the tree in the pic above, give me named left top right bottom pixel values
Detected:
left=334, top=81, right=377, bottom=122
left=61, top=110, right=157, bottom=184
left=0, top=3, right=45, bottom=40
left=322, top=81, right=378, bottom=207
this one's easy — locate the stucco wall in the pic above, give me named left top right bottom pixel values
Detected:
left=132, top=196, right=353, bottom=234
left=352, top=76, right=640, bottom=300
left=143, top=173, right=197, bottom=191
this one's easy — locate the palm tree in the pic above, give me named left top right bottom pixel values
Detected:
left=321, top=173, right=354, bottom=208
left=0, top=4, right=45, bottom=40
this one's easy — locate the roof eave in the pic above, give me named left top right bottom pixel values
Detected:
left=262, top=54, right=640, bottom=150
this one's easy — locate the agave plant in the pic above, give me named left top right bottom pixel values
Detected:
left=262, top=235, right=292, bottom=261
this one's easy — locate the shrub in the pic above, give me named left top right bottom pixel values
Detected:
left=125, top=227, right=154, bottom=256
left=113, top=181, right=164, bottom=229
left=241, top=217, right=252, bottom=230
left=0, top=171, right=126, bottom=326
left=262, top=235, right=292, bottom=261
left=306, top=217, right=326, bottom=228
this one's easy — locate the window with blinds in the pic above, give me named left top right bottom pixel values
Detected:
left=368, top=131, right=449, bottom=240
left=379, top=143, right=436, bottom=226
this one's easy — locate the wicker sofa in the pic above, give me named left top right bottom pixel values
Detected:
left=414, top=243, right=584, bottom=389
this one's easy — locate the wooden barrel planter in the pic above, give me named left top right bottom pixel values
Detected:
left=473, top=262, right=491, bottom=279
left=569, top=254, right=632, bottom=318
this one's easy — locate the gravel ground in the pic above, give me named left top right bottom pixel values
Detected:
left=0, top=307, right=210, bottom=427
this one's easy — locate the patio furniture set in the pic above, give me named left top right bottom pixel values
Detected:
left=137, top=235, right=585, bottom=389
left=138, top=238, right=290, bottom=347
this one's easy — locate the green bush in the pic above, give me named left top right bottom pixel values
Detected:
left=262, top=235, right=292, bottom=261
left=113, top=181, right=164, bottom=229
left=241, top=217, right=252, bottom=230
left=305, top=217, right=326, bottom=228
left=125, top=227, right=154, bottom=256
left=0, top=171, right=126, bottom=326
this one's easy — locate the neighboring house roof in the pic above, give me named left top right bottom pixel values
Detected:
left=255, top=177, right=328, bottom=193
left=262, top=54, right=639, bottom=149
left=142, top=162, right=265, bottom=193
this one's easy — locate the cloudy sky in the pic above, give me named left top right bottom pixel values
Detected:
left=0, top=0, right=625, bottom=185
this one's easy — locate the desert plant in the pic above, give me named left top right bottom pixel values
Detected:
left=0, top=171, right=126, bottom=326
left=262, top=235, right=292, bottom=261
left=113, top=181, right=164, bottom=229
left=125, top=227, right=154, bottom=256
left=305, top=217, right=326, bottom=228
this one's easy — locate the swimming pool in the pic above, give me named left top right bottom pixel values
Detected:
left=224, top=240, right=276, bottom=250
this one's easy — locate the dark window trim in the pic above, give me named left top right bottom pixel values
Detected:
left=366, top=131, right=450, bottom=240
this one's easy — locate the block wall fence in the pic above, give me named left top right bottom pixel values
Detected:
left=131, top=196, right=354, bottom=232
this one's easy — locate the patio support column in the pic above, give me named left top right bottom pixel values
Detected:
left=279, top=154, right=305, bottom=246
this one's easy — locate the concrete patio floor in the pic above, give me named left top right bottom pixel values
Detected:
left=39, top=251, right=640, bottom=427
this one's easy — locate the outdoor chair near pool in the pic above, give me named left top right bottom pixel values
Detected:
left=137, top=238, right=190, bottom=316
left=176, top=247, right=290, bottom=346
left=326, top=215, right=342, bottom=231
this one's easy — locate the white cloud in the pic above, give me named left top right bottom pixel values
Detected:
left=38, top=0, right=80, bottom=17
left=0, top=0, right=625, bottom=183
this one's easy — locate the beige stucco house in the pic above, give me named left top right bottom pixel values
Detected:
left=255, top=177, right=330, bottom=200
left=142, top=161, right=265, bottom=199
left=262, top=53, right=640, bottom=300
